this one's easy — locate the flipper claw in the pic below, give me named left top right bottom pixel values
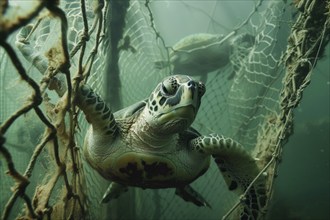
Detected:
left=101, top=182, right=128, bottom=203
left=175, top=185, right=211, bottom=208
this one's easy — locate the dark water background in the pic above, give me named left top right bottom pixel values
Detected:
left=268, top=46, right=330, bottom=220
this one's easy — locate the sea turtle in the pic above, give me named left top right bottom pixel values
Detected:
left=76, top=75, right=266, bottom=218
left=155, top=33, right=254, bottom=82
left=15, top=21, right=264, bottom=218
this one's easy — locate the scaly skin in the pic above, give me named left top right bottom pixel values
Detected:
left=190, top=134, right=266, bottom=219
left=76, top=85, right=118, bottom=137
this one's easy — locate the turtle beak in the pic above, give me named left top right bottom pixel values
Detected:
left=187, top=80, right=205, bottom=98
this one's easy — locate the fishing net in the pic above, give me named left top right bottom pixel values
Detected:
left=0, top=0, right=329, bottom=219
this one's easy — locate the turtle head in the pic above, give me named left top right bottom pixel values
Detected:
left=230, top=33, right=255, bottom=48
left=144, top=75, right=205, bottom=134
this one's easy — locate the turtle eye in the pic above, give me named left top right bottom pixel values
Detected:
left=161, top=77, right=178, bottom=96
left=161, top=83, right=169, bottom=95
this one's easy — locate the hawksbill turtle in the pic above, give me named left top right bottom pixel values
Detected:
left=154, top=33, right=254, bottom=83
left=76, top=75, right=266, bottom=219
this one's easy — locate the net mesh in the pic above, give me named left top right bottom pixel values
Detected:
left=0, top=0, right=329, bottom=219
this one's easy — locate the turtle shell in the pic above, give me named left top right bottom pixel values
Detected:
left=171, top=33, right=224, bottom=53
left=113, top=100, right=146, bottom=120
left=169, top=33, right=231, bottom=75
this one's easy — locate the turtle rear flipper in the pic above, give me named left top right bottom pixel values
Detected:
left=190, top=134, right=267, bottom=219
left=101, top=182, right=128, bottom=203
left=175, top=185, right=211, bottom=208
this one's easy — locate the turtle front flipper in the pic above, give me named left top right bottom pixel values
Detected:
left=76, top=85, right=118, bottom=138
left=190, top=134, right=266, bottom=219
left=175, top=185, right=211, bottom=208
left=101, top=182, right=128, bottom=203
